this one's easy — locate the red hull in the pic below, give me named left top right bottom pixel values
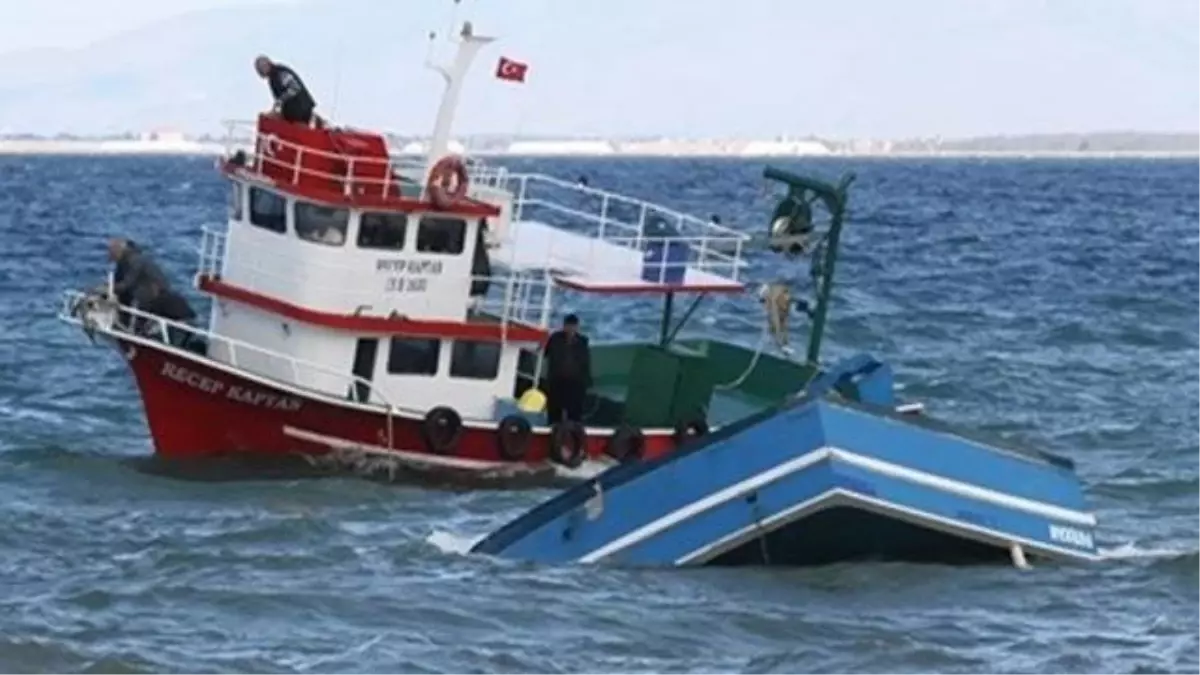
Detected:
left=118, top=337, right=680, bottom=470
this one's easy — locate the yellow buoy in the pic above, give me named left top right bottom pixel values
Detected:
left=517, top=388, right=547, bottom=413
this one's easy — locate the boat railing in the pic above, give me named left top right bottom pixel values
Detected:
left=197, top=222, right=226, bottom=278
left=220, top=120, right=750, bottom=281
left=197, top=225, right=557, bottom=333
left=499, top=172, right=750, bottom=281
left=220, top=120, right=511, bottom=197
left=56, top=289, right=427, bottom=427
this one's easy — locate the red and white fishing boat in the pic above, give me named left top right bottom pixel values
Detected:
left=60, top=21, right=837, bottom=481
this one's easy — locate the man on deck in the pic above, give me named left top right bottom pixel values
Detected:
left=254, top=55, right=318, bottom=126
left=542, top=314, right=592, bottom=424
left=107, top=238, right=196, bottom=342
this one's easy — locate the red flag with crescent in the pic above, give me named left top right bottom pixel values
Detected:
left=496, top=56, right=528, bottom=83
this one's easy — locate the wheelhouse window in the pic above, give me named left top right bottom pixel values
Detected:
left=386, top=338, right=441, bottom=376
left=294, top=201, right=349, bottom=246
left=416, top=216, right=466, bottom=255
left=248, top=187, right=286, bottom=233
left=358, top=212, right=408, bottom=250
left=450, top=340, right=501, bottom=380
left=228, top=183, right=243, bottom=221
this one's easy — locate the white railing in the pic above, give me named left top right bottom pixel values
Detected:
left=198, top=224, right=226, bottom=278
left=198, top=226, right=556, bottom=333
left=581, top=235, right=742, bottom=284
left=219, top=120, right=752, bottom=284
left=498, top=173, right=750, bottom=282
left=57, top=289, right=429, bottom=435
left=220, top=120, right=510, bottom=198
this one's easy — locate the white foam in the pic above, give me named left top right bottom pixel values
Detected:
left=552, top=458, right=614, bottom=481
left=1097, top=541, right=1193, bottom=560
left=426, top=530, right=486, bottom=556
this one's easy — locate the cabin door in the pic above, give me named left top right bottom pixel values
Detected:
left=349, top=338, right=379, bottom=403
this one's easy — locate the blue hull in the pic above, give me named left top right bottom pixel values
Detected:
left=472, top=356, right=1099, bottom=568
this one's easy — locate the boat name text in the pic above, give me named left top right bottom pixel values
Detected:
left=160, top=361, right=303, bottom=412
left=377, top=259, right=443, bottom=293
left=1048, top=523, right=1093, bottom=549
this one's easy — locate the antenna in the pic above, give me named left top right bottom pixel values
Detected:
left=328, top=8, right=350, bottom=121
left=424, top=14, right=494, bottom=169
left=447, top=0, right=462, bottom=44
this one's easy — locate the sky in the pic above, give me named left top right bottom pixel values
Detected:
left=0, top=0, right=294, bottom=53
left=0, top=0, right=1196, bottom=138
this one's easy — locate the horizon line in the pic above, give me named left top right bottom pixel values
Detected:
left=2, top=129, right=1197, bottom=140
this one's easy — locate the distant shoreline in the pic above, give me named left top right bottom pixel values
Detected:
left=0, top=140, right=1194, bottom=160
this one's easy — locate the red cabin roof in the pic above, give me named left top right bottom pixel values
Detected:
left=222, top=114, right=500, bottom=218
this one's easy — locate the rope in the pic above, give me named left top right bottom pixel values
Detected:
left=713, top=283, right=789, bottom=390
left=714, top=320, right=770, bottom=390
left=711, top=275, right=832, bottom=398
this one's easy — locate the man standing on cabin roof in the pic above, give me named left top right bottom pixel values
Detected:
left=542, top=314, right=593, bottom=425
left=254, top=55, right=318, bottom=126
left=107, top=238, right=197, bottom=344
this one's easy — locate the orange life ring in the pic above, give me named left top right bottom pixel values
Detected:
left=427, top=155, right=469, bottom=209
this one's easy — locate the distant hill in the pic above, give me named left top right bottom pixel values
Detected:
left=889, top=132, right=1199, bottom=154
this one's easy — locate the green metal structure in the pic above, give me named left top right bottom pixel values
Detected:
left=517, top=166, right=857, bottom=431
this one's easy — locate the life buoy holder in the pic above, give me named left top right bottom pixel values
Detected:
left=672, top=417, right=709, bottom=445
left=548, top=421, right=587, bottom=468
left=421, top=406, right=463, bottom=455
left=605, top=425, right=645, bottom=463
left=496, top=414, right=533, bottom=461
left=426, top=155, right=469, bottom=209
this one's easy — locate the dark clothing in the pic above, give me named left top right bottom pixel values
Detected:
left=268, top=63, right=316, bottom=124
left=543, top=330, right=592, bottom=385
left=543, top=330, right=592, bottom=423
left=112, top=242, right=141, bottom=307
left=546, top=379, right=586, bottom=425
left=145, top=289, right=197, bottom=323
left=111, top=246, right=196, bottom=338
left=112, top=246, right=172, bottom=310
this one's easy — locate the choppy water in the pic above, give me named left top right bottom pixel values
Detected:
left=0, top=155, right=1197, bottom=673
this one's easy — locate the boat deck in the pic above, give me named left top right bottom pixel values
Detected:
left=488, top=173, right=751, bottom=294
left=588, top=383, right=769, bottom=428
left=492, top=219, right=745, bottom=293
left=221, top=119, right=753, bottom=295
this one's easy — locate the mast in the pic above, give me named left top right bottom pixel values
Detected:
left=803, top=179, right=848, bottom=365
left=425, top=21, right=494, bottom=168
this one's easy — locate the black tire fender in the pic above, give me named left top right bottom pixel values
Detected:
left=605, top=424, right=646, bottom=463
left=548, top=421, right=587, bottom=468
left=496, top=414, right=533, bottom=461
left=421, top=405, right=463, bottom=455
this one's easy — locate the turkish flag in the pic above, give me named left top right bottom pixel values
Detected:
left=495, top=56, right=528, bottom=83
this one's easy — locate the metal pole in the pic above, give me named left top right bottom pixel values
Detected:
left=659, top=291, right=674, bottom=346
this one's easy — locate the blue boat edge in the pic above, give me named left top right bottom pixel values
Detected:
left=470, top=352, right=1100, bottom=569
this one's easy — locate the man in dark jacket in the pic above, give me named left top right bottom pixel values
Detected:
left=255, top=55, right=317, bottom=125
left=542, top=314, right=592, bottom=424
left=107, top=238, right=196, bottom=343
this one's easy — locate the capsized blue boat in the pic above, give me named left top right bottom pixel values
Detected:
left=470, top=353, right=1099, bottom=567
left=470, top=167, right=1099, bottom=568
